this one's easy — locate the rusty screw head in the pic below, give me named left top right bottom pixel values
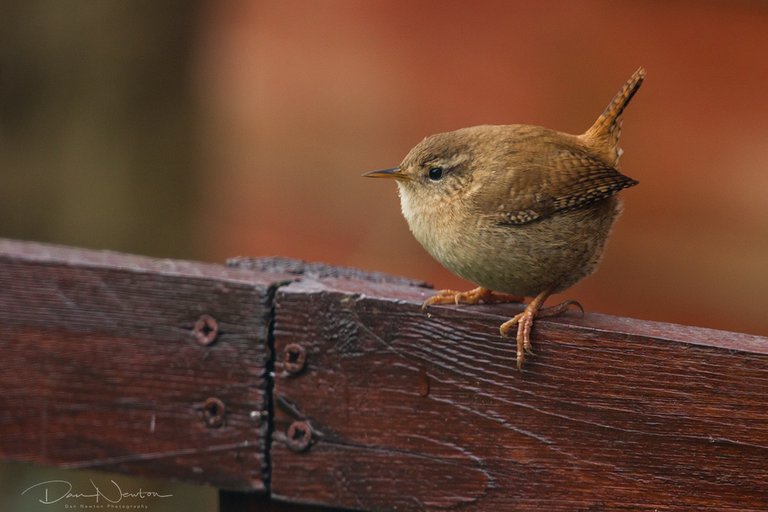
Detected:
left=283, top=343, right=307, bottom=374
left=193, top=314, right=219, bottom=346
left=202, top=397, right=225, bottom=428
left=286, top=421, right=312, bottom=452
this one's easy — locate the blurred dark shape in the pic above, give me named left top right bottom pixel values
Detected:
left=0, top=0, right=199, bottom=258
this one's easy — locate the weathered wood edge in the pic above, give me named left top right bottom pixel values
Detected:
left=278, top=273, right=768, bottom=355
left=228, top=256, right=430, bottom=288
left=0, top=238, right=284, bottom=284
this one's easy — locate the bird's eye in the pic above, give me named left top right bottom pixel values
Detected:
left=428, top=167, right=444, bottom=181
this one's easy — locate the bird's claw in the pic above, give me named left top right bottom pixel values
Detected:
left=422, top=287, right=524, bottom=313
left=499, top=293, right=579, bottom=370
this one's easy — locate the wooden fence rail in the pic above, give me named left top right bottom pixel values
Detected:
left=1, top=238, right=767, bottom=511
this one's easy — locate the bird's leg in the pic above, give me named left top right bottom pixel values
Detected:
left=421, top=286, right=524, bottom=311
left=499, top=288, right=582, bottom=370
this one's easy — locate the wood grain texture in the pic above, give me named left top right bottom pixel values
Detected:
left=271, top=274, right=768, bottom=511
left=0, top=239, right=291, bottom=490
left=4, top=239, right=768, bottom=510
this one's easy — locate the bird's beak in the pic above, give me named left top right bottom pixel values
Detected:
left=362, top=167, right=409, bottom=181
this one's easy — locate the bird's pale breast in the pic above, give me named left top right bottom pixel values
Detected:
left=401, top=184, right=621, bottom=297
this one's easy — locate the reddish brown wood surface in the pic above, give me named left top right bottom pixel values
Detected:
left=4, top=239, right=768, bottom=511
left=271, top=274, right=768, bottom=511
left=0, top=239, right=291, bottom=491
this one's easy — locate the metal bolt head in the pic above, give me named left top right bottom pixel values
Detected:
left=286, top=421, right=312, bottom=452
left=193, top=314, right=219, bottom=346
left=283, top=343, right=307, bottom=374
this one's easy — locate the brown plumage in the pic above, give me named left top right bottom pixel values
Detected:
left=365, top=68, right=645, bottom=370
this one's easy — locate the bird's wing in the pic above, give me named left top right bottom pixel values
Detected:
left=482, top=149, right=638, bottom=226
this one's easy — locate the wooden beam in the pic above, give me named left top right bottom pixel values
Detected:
left=0, top=239, right=291, bottom=491
left=270, top=271, right=768, bottom=510
left=4, top=239, right=768, bottom=510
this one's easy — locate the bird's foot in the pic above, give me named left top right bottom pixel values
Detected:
left=499, top=291, right=582, bottom=370
left=421, top=287, right=524, bottom=312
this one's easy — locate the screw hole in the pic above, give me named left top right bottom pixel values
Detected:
left=202, top=397, right=225, bottom=428
left=283, top=343, right=307, bottom=374
left=286, top=421, right=312, bottom=452
left=193, top=315, right=219, bottom=346
left=291, top=425, right=306, bottom=440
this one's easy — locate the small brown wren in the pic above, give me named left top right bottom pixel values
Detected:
left=365, top=68, right=644, bottom=369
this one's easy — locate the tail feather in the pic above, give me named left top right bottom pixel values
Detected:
left=582, top=67, right=645, bottom=165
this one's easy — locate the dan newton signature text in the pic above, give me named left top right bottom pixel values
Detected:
left=21, top=479, right=173, bottom=505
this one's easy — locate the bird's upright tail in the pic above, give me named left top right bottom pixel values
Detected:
left=582, top=67, right=646, bottom=165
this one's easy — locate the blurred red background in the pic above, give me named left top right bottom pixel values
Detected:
left=194, top=0, right=768, bottom=336
left=2, top=0, right=767, bottom=338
